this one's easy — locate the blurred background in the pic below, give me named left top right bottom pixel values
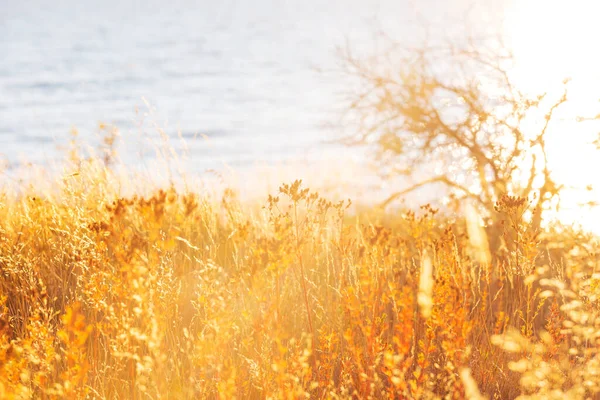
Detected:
left=0, top=0, right=505, bottom=167
left=1, top=0, right=599, bottom=230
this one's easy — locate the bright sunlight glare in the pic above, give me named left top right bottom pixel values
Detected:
left=505, top=0, right=600, bottom=234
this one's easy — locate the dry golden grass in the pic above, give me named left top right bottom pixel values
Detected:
left=0, top=146, right=599, bottom=399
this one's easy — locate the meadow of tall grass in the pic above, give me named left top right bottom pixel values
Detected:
left=0, top=138, right=599, bottom=399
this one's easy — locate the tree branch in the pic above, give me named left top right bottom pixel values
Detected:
left=379, top=175, right=485, bottom=209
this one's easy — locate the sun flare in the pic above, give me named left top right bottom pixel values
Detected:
left=506, top=0, right=600, bottom=233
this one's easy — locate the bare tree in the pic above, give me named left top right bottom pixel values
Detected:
left=341, top=36, right=595, bottom=231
